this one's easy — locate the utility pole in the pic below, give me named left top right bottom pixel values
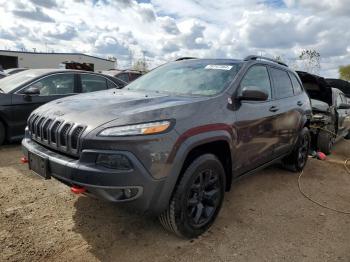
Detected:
left=129, top=49, right=134, bottom=69
left=142, top=50, right=146, bottom=71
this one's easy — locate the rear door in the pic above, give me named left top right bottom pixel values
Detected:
left=234, top=65, right=277, bottom=173
left=269, top=67, right=301, bottom=157
left=10, top=73, right=77, bottom=138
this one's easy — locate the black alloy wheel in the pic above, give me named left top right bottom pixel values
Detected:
left=297, top=132, right=310, bottom=168
left=186, top=168, right=221, bottom=228
left=159, top=154, right=225, bottom=238
left=282, top=127, right=311, bottom=172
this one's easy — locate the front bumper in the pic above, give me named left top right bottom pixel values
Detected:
left=22, top=138, right=167, bottom=214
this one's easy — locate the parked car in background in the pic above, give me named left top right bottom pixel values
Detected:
left=297, top=71, right=350, bottom=154
left=61, top=61, right=94, bottom=71
left=0, top=72, right=7, bottom=79
left=0, top=69, right=126, bottom=145
left=4, top=68, right=28, bottom=75
left=102, top=69, right=144, bottom=83
left=22, top=56, right=312, bottom=238
left=326, top=78, right=350, bottom=98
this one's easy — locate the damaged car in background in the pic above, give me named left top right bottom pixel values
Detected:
left=297, top=71, right=350, bottom=154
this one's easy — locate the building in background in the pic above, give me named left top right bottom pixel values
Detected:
left=0, top=50, right=116, bottom=72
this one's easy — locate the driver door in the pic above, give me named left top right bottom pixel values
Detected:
left=234, top=65, right=278, bottom=174
left=10, top=73, right=77, bottom=139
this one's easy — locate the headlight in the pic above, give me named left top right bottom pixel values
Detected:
left=98, top=120, right=172, bottom=137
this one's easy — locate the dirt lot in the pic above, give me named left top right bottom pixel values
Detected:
left=0, top=142, right=349, bottom=262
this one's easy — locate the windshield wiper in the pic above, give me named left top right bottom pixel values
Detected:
left=0, top=88, right=4, bottom=93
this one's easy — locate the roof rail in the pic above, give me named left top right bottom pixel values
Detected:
left=175, top=57, right=197, bottom=61
left=244, top=55, right=288, bottom=67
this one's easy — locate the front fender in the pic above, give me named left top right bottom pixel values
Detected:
left=151, top=126, right=235, bottom=214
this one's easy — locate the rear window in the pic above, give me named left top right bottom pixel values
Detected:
left=116, top=73, right=129, bottom=82
left=81, top=74, right=108, bottom=93
left=270, top=68, right=294, bottom=99
left=129, top=73, right=141, bottom=81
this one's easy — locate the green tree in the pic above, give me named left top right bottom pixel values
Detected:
left=339, top=65, right=350, bottom=81
left=298, top=49, right=321, bottom=74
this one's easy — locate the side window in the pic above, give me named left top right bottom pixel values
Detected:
left=81, top=74, right=108, bottom=93
left=25, top=74, right=75, bottom=96
left=116, top=73, right=129, bottom=83
left=240, top=65, right=272, bottom=99
left=289, top=73, right=303, bottom=95
left=270, top=68, right=294, bottom=99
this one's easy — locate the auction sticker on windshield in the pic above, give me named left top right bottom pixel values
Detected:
left=205, top=65, right=233, bottom=70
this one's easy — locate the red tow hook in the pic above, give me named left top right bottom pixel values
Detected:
left=71, top=186, right=86, bottom=194
left=21, top=156, right=29, bottom=164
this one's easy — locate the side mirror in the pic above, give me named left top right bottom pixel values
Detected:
left=238, top=86, right=268, bottom=101
left=338, top=103, right=350, bottom=110
left=23, top=87, right=40, bottom=96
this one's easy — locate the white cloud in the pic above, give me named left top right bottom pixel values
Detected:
left=284, top=0, right=350, bottom=16
left=0, top=0, right=349, bottom=77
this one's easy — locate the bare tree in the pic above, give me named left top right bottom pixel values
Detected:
left=298, top=49, right=321, bottom=74
left=132, top=58, right=148, bottom=72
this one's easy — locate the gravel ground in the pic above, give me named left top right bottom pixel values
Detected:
left=0, top=142, right=349, bottom=262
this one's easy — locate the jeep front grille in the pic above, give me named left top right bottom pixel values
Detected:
left=71, top=126, right=84, bottom=150
left=28, top=114, right=86, bottom=157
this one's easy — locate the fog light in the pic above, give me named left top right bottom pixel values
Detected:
left=123, top=188, right=132, bottom=198
left=120, top=188, right=138, bottom=200
left=96, top=154, right=132, bottom=170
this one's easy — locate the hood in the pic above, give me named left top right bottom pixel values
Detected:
left=311, top=99, right=329, bottom=113
left=33, top=89, right=206, bottom=128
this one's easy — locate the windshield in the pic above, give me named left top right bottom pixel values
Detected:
left=0, top=70, right=45, bottom=93
left=127, top=60, right=242, bottom=96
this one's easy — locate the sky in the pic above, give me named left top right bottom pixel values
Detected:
left=0, top=0, right=349, bottom=77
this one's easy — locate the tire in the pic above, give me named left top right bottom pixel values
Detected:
left=159, top=154, right=225, bottom=238
left=0, top=121, right=5, bottom=146
left=317, top=130, right=334, bottom=155
left=282, top=127, right=311, bottom=172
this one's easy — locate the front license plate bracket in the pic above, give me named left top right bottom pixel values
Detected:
left=28, top=152, right=51, bottom=179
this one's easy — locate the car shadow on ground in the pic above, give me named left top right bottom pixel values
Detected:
left=71, top=195, right=184, bottom=261
left=70, top=164, right=288, bottom=261
left=0, top=142, right=21, bottom=151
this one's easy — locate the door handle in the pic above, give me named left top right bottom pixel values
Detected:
left=297, top=101, right=303, bottom=106
left=269, top=106, right=279, bottom=112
